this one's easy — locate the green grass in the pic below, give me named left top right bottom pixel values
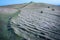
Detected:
left=0, top=9, right=24, bottom=40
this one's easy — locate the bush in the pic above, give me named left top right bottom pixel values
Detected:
left=48, top=6, right=50, bottom=8
left=40, top=11, right=43, bottom=13
left=52, top=9, right=55, bottom=11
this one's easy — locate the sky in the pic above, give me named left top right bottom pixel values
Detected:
left=0, top=0, right=60, bottom=6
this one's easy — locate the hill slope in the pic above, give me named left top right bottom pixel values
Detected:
left=0, top=2, right=60, bottom=40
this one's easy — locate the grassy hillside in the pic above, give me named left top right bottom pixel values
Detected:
left=0, top=2, right=60, bottom=40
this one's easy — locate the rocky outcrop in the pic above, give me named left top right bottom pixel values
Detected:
left=11, top=2, right=60, bottom=40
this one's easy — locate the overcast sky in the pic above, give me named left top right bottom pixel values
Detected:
left=0, top=0, right=60, bottom=6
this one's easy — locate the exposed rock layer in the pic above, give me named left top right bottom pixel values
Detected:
left=11, top=3, right=60, bottom=40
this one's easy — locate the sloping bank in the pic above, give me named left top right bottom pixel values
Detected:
left=0, top=8, right=24, bottom=40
